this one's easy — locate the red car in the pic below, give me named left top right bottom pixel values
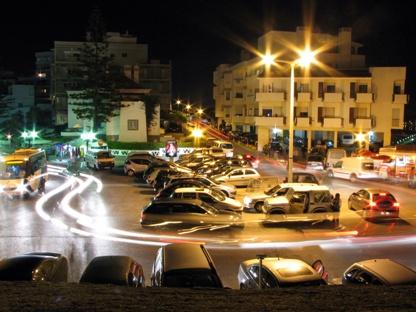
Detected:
left=243, top=154, right=259, bottom=168
left=348, top=188, right=399, bottom=220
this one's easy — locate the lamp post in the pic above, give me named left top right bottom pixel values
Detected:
left=262, top=49, right=316, bottom=182
left=21, top=131, right=29, bottom=147
left=6, top=134, right=12, bottom=146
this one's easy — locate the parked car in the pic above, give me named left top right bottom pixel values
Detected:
left=124, top=158, right=152, bottom=176
left=85, top=150, right=115, bottom=170
left=242, top=154, right=259, bottom=169
left=166, top=176, right=236, bottom=198
left=151, top=243, right=223, bottom=288
left=127, top=152, right=160, bottom=162
left=348, top=189, right=399, bottom=220
left=154, top=180, right=208, bottom=200
left=238, top=257, right=327, bottom=289
left=342, top=259, right=416, bottom=286
left=80, top=255, right=145, bottom=287
left=327, top=157, right=379, bottom=182
left=243, top=183, right=318, bottom=213
left=207, top=147, right=226, bottom=158
left=263, top=185, right=340, bottom=214
left=326, top=148, right=347, bottom=168
left=0, top=252, right=68, bottom=282
left=306, top=153, right=325, bottom=171
left=212, top=168, right=261, bottom=187
left=142, top=159, right=169, bottom=181
left=212, top=140, right=234, bottom=157
left=171, top=187, right=243, bottom=212
left=140, top=199, right=243, bottom=229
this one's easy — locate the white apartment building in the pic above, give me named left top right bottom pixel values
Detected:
left=213, top=27, right=408, bottom=151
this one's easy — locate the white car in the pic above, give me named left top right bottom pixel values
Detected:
left=124, top=158, right=152, bottom=176
left=171, top=187, right=243, bottom=212
left=212, top=168, right=261, bottom=187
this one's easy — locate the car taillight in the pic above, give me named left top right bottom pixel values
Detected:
left=369, top=202, right=377, bottom=207
left=393, top=202, right=400, bottom=207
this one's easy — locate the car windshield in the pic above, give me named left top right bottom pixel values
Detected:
left=362, top=162, right=374, bottom=170
left=97, top=152, right=112, bottom=159
left=265, top=184, right=281, bottom=195
left=0, top=162, right=26, bottom=180
left=221, top=143, right=233, bottom=149
left=210, top=189, right=225, bottom=201
left=163, top=269, right=222, bottom=288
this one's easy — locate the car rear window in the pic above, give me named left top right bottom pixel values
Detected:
left=362, top=162, right=374, bottom=170
left=373, top=193, right=396, bottom=201
left=163, top=269, right=222, bottom=288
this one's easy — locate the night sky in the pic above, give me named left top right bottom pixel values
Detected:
left=0, top=0, right=415, bottom=117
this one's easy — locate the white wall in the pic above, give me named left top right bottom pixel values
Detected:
left=118, top=101, right=147, bottom=142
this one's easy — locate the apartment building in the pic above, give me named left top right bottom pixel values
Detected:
left=37, top=32, right=171, bottom=126
left=213, top=27, right=408, bottom=151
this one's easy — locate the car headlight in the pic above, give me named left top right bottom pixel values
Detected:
left=243, top=196, right=252, bottom=206
left=17, top=183, right=27, bottom=193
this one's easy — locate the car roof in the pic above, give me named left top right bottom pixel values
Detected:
left=163, top=244, right=212, bottom=271
left=361, top=188, right=391, bottom=194
left=173, top=187, right=211, bottom=194
left=80, top=256, right=136, bottom=283
left=243, top=257, right=322, bottom=283
left=152, top=198, right=205, bottom=205
left=278, top=183, right=321, bottom=190
left=352, top=259, right=416, bottom=285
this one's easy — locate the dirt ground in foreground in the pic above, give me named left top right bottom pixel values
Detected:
left=1, top=282, right=416, bottom=312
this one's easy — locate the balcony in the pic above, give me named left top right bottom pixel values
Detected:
left=323, top=92, right=343, bottom=102
left=296, top=92, right=311, bottom=102
left=354, top=118, right=372, bottom=130
left=233, top=115, right=254, bottom=124
left=393, top=94, right=408, bottom=104
left=356, top=93, right=373, bottom=103
left=323, top=117, right=343, bottom=128
left=256, top=92, right=285, bottom=102
left=392, top=118, right=401, bottom=128
left=295, top=117, right=311, bottom=127
left=254, top=116, right=285, bottom=127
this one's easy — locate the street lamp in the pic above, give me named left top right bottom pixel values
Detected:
left=262, top=49, right=316, bottom=182
left=6, top=134, right=12, bottom=146
left=191, top=127, right=203, bottom=147
left=176, top=99, right=181, bottom=110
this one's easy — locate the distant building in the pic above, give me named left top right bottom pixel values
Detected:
left=213, top=27, right=408, bottom=150
left=0, top=85, right=34, bottom=124
left=36, top=32, right=171, bottom=127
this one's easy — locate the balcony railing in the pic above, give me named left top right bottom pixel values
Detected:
left=323, top=92, right=343, bottom=102
left=393, top=94, right=408, bottom=104
left=295, top=117, right=311, bottom=127
left=254, top=116, right=285, bottom=127
left=322, top=117, right=343, bottom=128
left=354, top=118, right=372, bottom=129
left=255, top=92, right=285, bottom=102
left=296, top=92, right=311, bottom=102
left=356, top=93, right=373, bottom=103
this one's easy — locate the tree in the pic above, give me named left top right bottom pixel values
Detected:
left=141, top=94, right=159, bottom=131
left=70, top=6, right=122, bottom=131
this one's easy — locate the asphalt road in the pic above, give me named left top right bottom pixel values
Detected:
left=1, top=154, right=416, bottom=289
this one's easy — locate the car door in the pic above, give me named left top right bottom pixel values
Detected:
left=198, top=193, right=219, bottom=208
left=332, top=161, right=344, bottom=178
left=289, top=192, right=308, bottom=213
left=243, top=169, right=259, bottom=186
left=170, top=203, right=207, bottom=226
left=228, top=169, right=245, bottom=186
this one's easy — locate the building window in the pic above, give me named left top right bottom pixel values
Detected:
left=122, top=52, right=127, bottom=58
left=235, top=92, right=243, bottom=98
left=299, top=83, right=309, bottom=92
left=358, top=84, right=368, bottom=93
left=225, top=91, right=231, bottom=101
left=393, top=83, right=402, bottom=94
left=318, top=82, right=324, bottom=98
left=127, top=119, right=139, bottom=130
left=326, top=85, right=336, bottom=93
left=262, top=109, right=272, bottom=117
left=350, top=82, right=356, bottom=99
left=392, top=108, right=400, bottom=127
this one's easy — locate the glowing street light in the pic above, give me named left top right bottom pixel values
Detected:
left=186, top=104, right=191, bottom=111
left=261, top=48, right=316, bottom=182
left=191, top=128, right=203, bottom=147
left=6, top=133, right=12, bottom=146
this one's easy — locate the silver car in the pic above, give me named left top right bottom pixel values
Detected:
left=238, top=257, right=327, bottom=289
left=212, top=168, right=260, bottom=187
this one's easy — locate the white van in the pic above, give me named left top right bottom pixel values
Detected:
left=326, top=148, right=347, bottom=168
left=213, top=140, right=234, bottom=157
left=341, top=133, right=355, bottom=146
left=85, top=150, right=115, bottom=170
left=327, top=157, right=379, bottom=182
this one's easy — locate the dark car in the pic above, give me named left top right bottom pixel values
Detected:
left=0, top=252, right=68, bottom=282
left=348, top=189, right=399, bottom=220
left=166, top=176, right=236, bottom=198
left=155, top=180, right=207, bottom=199
left=342, top=259, right=416, bottom=286
left=140, top=199, right=242, bottom=229
left=80, top=255, right=145, bottom=287
left=238, top=257, right=327, bottom=289
left=142, top=160, right=169, bottom=181
left=151, top=243, right=223, bottom=288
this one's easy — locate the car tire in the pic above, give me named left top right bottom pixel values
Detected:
left=127, top=170, right=135, bottom=177
left=38, top=178, right=46, bottom=194
left=312, top=207, right=328, bottom=213
left=254, top=202, right=264, bottom=213
left=240, top=283, right=246, bottom=290
left=348, top=199, right=354, bottom=210
left=350, top=174, right=357, bottom=183
left=22, top=192, right=30, bottom=200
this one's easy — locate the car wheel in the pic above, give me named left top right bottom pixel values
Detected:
left=312, top=207, right=328, bottom=213
left=22, top=192, right=30, bottom=200
left=327, top=170, right=334, bottom=178
left=254, top=202, right=264, bottom=213
left=127, top=170, right=135, bottom=177
left=350, top=174, right=357, bottom=183
left=38, top=178, right=46, bottom=194
left=348, top=199, right=354, bottom=210
left=240, top=283, right=246, bottom=290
